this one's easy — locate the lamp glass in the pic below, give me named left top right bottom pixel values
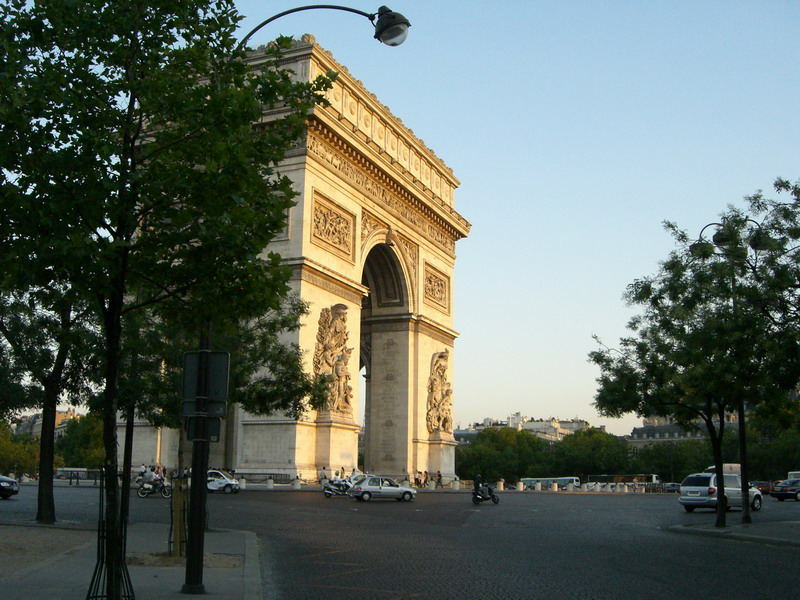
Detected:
left=378, top=24, right=409, bottom=46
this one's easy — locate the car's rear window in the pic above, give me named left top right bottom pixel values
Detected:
left=782, top=479, right=800, bottom=486
left=682, top=475, right=712, bottom=486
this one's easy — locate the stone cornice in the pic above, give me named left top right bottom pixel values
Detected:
left=285, top=257, right=367, bottom=305
left=306, top=121, right=466, bottom=256
left=246, top=38, right=471, bottom=242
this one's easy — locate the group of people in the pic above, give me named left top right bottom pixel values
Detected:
left=413, top=470, right=443, bottom=488
left=318, top=466, right=361, bottom=483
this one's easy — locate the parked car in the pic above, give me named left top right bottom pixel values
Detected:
left=771, top=479, right=800, bottom=501
left=749, top=480, right=774, bottom=495
left=348, top=475, right=416, bottom=502
left=679, top=472, right=762, bottom=512
left=664, top=482, right=681, bottom=493
left=0, top=475, right=19, bottom=499
left=207, top=469, right=240, bottom=494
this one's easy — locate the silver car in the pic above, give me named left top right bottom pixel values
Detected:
left=348, top=475, right=416, bottom=502
left=679, top=472, right=762, bottom=512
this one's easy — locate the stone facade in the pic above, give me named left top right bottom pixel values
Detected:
left=124, top=37, right=469, bottom=482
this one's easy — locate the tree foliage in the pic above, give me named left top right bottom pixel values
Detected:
left=589, top=178, right=800, bottom=527
left=0, top=422, right=40, bottom=475
left=55, top=413, right=104, bottom=469
left=0, top=0, right=334, bottom=595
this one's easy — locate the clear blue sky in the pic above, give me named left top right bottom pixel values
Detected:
left=236, top=1, right=800, bottom=435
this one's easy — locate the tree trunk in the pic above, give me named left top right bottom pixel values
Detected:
left=708, top=426, right=727, bottom=529
left=36, top=392, right=57, bottom=524
left=101, top=290, right=124, bottom=600
left=737, top=398, right=751, bottom=524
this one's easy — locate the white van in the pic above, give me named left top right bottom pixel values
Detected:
left=207, top=469, right=240, bottom=494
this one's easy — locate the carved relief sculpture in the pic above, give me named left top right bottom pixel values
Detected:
left=423, top=263, right=449, bottom=312
left=312, top=193, right=354, bottom=260
left=313, top=304, right=354, bottom=414
left=426, top=350, right=453, bottom=434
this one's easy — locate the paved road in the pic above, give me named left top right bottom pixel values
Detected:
left=3, top=487, right=798, bottom=599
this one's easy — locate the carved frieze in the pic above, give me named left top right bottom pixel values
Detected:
left=396, top=234, right=418, bottom=297
left=312, top=192, right=355, bottom=261
left=313, top=304, right=354, bottom=414
left=360, top=211, right=386, bottom=244
left=307, top=131, right=457, bottom=256
left=423, top=263, right=449, bottom=313
left=426, top=350, right=453, bottom=435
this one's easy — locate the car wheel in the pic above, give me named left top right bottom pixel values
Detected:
left=777, top=497, right=785, bottom=501
left=223, top=485, right=233, bottom=495
left=683, top=505, right=695, bottom=513
left=751, top=496, right=762, bottom=511
left=402, top=491, right=412, bottom=502
left=361, top=492, right=372, bottom=502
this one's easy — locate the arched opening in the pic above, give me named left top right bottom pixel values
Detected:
left=359, top=242, right=410, bottom=475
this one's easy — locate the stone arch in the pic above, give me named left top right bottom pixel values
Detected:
left=359, top=241, right=413, bottom=475
left=360, top=228, right=417, bottom=314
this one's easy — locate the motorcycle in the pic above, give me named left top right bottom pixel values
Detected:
left=137, top=481, right=172, bottom=499
left=323, top=478, right=352, bottom=498
left=472, top=485, right=499, bottom=505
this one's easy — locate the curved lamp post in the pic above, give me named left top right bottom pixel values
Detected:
left=690, top=219, right=773, bottom=525
left=235, top=5, right=411, bottom=54
left=183, top=5, right=411, bottom=596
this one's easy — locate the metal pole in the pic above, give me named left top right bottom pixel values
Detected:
left=182, top=327, right=211, bottom=594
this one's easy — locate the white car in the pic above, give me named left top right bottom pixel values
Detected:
left=207, top=469, right=240, bottom=494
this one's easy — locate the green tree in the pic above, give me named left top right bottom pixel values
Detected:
left=0, top=422, right=39, bottom=476
left=0, top=290, right=99, bottom=523
left=591, top=204, right=799, bottom=527
left=0, top=1, right=333, bottom=596
left=629, top=440, right=709, bottom=483
left=550, top=428, right=630, bottom=480
left=455, top=428, right=551, bottom=483
left=55, top=413, right=104, bottom=468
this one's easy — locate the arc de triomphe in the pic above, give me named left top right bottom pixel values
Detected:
left=124, top=37, right=470, bottom=481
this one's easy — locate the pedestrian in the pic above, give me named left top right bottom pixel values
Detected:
left=340, top=466, right=347, bottom=479
left=422, top=471, right=429, bottom=487
left=319, top=466, right=328, bottom=482
left=415, top=471, right=422, bottom=487
left=436, top=470, right=442, bottom=489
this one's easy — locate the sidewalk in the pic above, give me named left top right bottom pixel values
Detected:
left=667, top=519, right=800, bottom=547
left=0, top=521, right=261, bottom=600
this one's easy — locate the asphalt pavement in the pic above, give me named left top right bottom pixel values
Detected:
left=1, top=483, right=798, bottom=600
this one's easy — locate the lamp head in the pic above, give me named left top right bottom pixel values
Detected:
left=373, top=6, right=410, bottom=46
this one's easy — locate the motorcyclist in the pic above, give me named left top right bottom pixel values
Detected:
left=474, top=474, right=483, bottom=497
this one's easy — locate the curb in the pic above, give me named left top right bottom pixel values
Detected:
left=666, top=524, right=800, bottom=548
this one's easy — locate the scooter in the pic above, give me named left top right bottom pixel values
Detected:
left=472, top=485, right=499, bottom=505
left=323, top=478, right=352, bottom=498
left=137, top=481, right=172, bottom=498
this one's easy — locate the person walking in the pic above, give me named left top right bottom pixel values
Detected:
left=436, top=470, right=442, bottom=489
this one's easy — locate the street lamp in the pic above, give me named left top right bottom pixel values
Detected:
left=690, top=219, right=772, bottom=525
left=182, top=4, right=410, bottom=596
left=235, top=5, right=411, bottom=54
